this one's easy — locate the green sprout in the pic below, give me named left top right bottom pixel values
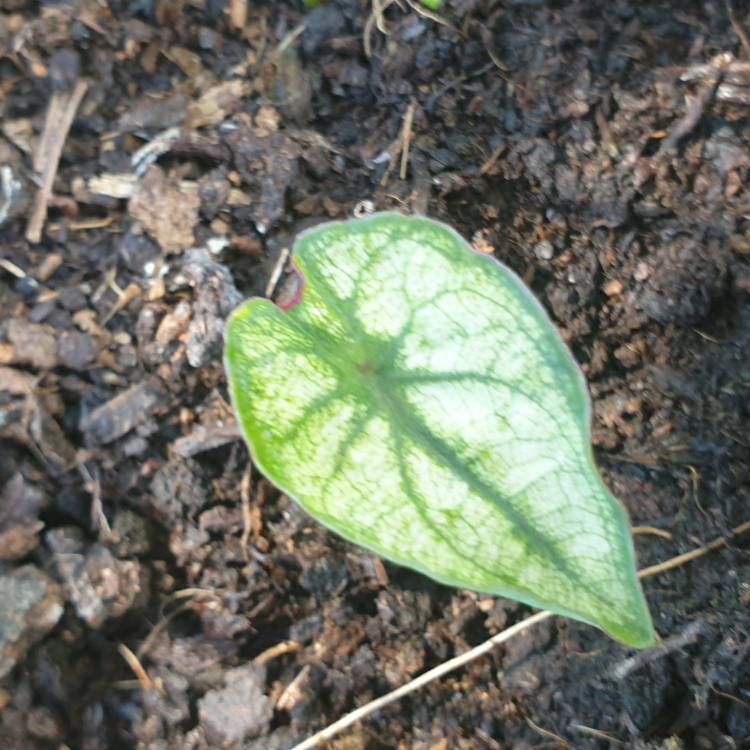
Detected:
left=224, top=213, right=655, bottom=648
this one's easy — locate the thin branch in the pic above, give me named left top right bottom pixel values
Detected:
left=240, top=464, right=253, bottom=563
left=399, top=98, right=417, bottom=180
left=289, top=519, right=750, bottom=750
left=26, top=80, right=88, bottom=243
left=229, top=0, right=247, bottom=31
left=118, top=644, right=161, bottom=694
left=658, top=52, right=731, bottom=156
left=288, top=610, right=553, bottom=750
left=636, top=519, right=750, bottom=579
left=265, top=246, right=290, bottom=299
left=726, top=0, right=750, bottom=59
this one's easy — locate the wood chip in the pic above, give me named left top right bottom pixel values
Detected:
left=129, top=166, right=200, bottom=253
left=26, top=80, right=88, bottom=243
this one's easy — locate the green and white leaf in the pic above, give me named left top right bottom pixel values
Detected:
left=225, top=212, right=655, bottom=647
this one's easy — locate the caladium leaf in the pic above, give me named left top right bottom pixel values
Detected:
left=225, top=212, right=655, bottom=647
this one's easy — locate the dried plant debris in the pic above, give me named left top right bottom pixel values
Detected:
left=0, top=473, right=46, bottom=561
left=128, top=165, right=201, bottom=254
left=79, top=377, right=168, bottom=446
left=226, top=125, right=301, bottom=233
left=178, top=248, right=242, bottom=368
left=185, top=79, right=250, bottom=129
left=4, top=319, right=59, bottom=370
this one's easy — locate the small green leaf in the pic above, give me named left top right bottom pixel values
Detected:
left=225, top=213, right=655, bottom=647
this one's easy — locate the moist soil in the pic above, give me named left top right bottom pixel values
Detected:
left=1, top=1, right=750, bottom=748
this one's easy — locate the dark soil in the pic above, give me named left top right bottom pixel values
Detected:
left=1, top=1, right=750, bottom=748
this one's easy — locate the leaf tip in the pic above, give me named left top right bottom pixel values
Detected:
left=604, top=585, right=657, bottom=648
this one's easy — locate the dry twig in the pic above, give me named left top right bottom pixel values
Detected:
left=659, top=52, right=732, bottom=155
left=240, top=464, right=253, bottom=563
left=266, top=247, right=290, bottom=298
left=289, top=520, right=750, bottom=750
left=253, top=640, right=301, bottom=666
left=277, top=665, right=311, bottom=711
left=364, top=0, right=398, bottom=58
left=404, top=0, right=457, bottom=32
left=78, top=462, right=112, bottom=539
left=612, top=619, right=706, bottom=680
left=229, top=0, right=247, bottom=31
left=288, top=611, right=553, bottom=750
left=631, top=525, right=672, bottom=540
left=726, top=0, right=750, bottom=59
left=399, top=98, right=417, bottom=180
left=525, top=716, right=572, bottom=749
left=26, top=80, right=88, bottom=243
left=570, top=724, right=623, bottom=744
left=118, top=644, right=160, bottom=694
left=636, top=519, right=750, bottom=578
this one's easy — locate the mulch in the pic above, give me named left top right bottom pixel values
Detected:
left=1, top=1, right=749, bottom=748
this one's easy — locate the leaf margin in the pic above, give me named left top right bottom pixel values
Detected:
left=224, top=211, right=656, bottom=648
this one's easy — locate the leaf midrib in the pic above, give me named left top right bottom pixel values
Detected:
left=366, top=376, right=623, bottom=616
left=285, top=252, right=629, bottom=624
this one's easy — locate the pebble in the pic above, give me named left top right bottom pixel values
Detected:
left=79, top=376, right=167, bottom=445
left=0, top=566, right=63, bottom=679
left=603, top=279, right=624, bottom=296
left=634, top=261, right=651, bottom=281
left=58, top=330, right=98, bottom=370
left=198, top=665, right=273, bottom=743
left=534, top=240, right=555, bottom=260
left=6, top=319, right=59, bottom=369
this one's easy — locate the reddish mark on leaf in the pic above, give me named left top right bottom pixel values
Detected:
left=276, top=259, right=305, bottom=311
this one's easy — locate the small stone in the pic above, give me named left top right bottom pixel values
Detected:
left=58, top=330, right=98, bottom=370
left=0, top=473, right=46, bottom=561
left=47, top=531, right=145, bottom=628
left=300, top=557, right=348, bottom=597
left=0, top=163, right=30, bottom=227
left=118, top=231, right=160, bottom=275
left=111, top=509, right=152, bottom=557
left=471, top=230, right=495, bottom=255
left=226, top=126, right=301, bottom=233
left=185, top=80, right=250, bottom=129
left=603, top=279, right=624, bottom=296
left=634, top=261, right=651, bottom=281
left=49, top=48, right=80, bottom=92
left=149, top=456, right=207, bottom=525
left=255, top=105, right=281, bottom=132
left=181, top=249, right=242, bottom=368
left=229, top=235, right=264, bottom=257
left=26, top=706, right=62, bottom=740
left=198, top=665, right=273, bottom=743
left=0, top=566, right=63, bottom=679
left=80, top=376, right=167, bottom=445
left=57, top=286, right=88, bottom=311
left=5, top=319, right=59, bottom=369
left=534, top=240, right=554, bottom=260
left=0, top=342, right=15, bottom=364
